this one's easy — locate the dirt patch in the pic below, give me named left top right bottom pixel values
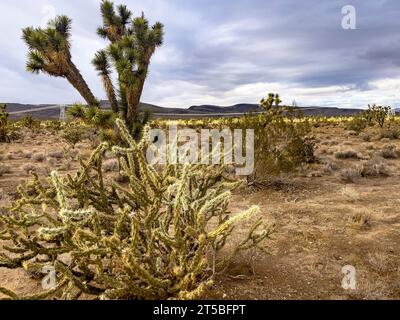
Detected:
left=1, top=124, right=400, bottom=299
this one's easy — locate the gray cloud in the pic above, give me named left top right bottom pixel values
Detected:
left=0, top=0, right=400, bottom=108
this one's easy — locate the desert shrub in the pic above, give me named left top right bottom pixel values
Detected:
left=44, top=120, right=62, bottom=133
left=61, top=126, right=84, bottom=148
left=0, top=165, right=12, bottom=177
left=379, top=128, right=400, bottom=140
left=19, top=115, right=40, bottom=130
left=363, top=104, right=391, bottom=128
left=359, top=132, right=371, bottom=142
left=61, top=161, right=73, bottom=171
left=374, top=105, right=391, bottom=128
left=22, top=151, right=33, bottom=159
left=379, top=145, right=398, bottom=159
left=322, top=160, right=339, bottom=174
left=236, top=93, right=314, bottom=183
left=21, top=163, right=37, bottom=174
left=360, top=159, right=389, bottom=177
left=32, top=153, right=46, bottom=162
left=48, top=150, right=64, bottom=160
left=286, top=136, right=317, bottom=165
left=335, top=149, right=359, bottom=159
left=338, top=168, right=360, bottom=183
left=47, top=158, right=57, bottom=167
left=362, top=108, right=374, bottom=126
left=68, top=148, right=79, bottom=160
left=0, top=104, right=11, bottom=143
left=346, top=116, right=367, bottom=133
left=0, top=119, right=272, bottom=300
left=363, top=143, right=374, bottom=150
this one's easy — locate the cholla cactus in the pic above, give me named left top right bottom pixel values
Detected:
left=0, top=119, right=272, bottom=300
left=0, top=104, right=10, bottom=142
left=363, top=104, right=392, bottom=128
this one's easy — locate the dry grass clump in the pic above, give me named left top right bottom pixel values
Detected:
left=41, top=165, right=51, bottom=176
left=68, top=148, right=79, bottom=159
left=379, top=128, right=400, bottom=140
left=378, top=145, right=398, bottom=159
left=21, top=163, right=36, bottom=174
left=322, top=160, right=339, bottom=174
left=360, top=159, right=390, bottom=178
left=22, top=151, right=32, bottom=159
left=74, top=143, right=86, bottom=150
left=350, top=212, right=371, bottom=228
left=366, top=252, right=391, bottom=274
left=61, top=161, right=72, bottom=171
left=0, top=165, right=12, bottom=177
left=32, top=152, right=46, bottom=162
left=340, top=186, right=359, bottom=202
left=335, top=149, right=359, bottom=159
left=362, top=143, right=374, bottom=150
left=47, top=158, right=57, bottom=167
left=48, top=150, right=64, bottom=160
left=360, top=132, right=371, bottom=142
left=338, top=167, right=360, bottom=183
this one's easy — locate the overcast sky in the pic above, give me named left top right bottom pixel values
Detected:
left=0, top=0, right=400, bottom=108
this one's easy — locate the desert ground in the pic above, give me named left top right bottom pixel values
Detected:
left=1, top=121, right=400, bottom=300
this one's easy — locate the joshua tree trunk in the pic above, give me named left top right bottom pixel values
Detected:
left=119, top=82, right=128, bottom=120
left=126, top=67, right=147, bottom=128
left=66, top=62, right=99, bottom=106
left=102, top=75, right=119, bottom=113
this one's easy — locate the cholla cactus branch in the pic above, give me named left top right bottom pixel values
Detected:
left=0, top=119, right=271, bottom=300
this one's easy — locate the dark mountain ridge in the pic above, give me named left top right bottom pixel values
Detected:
left=3, top=101, right=372, bottom=120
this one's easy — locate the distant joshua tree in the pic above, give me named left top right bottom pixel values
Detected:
left=260, top=93, right=282, bottom=111
left=22, top=1, right=164, bottom=130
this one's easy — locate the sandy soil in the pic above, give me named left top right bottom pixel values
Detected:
left=1, top=124, right=400, bottom=299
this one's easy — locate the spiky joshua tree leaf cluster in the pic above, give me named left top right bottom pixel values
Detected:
left=0, top=120, right=271, bottom=300
left=22, top=1, right=164, bottom=130
left=22, top=16, right=98, bottom=107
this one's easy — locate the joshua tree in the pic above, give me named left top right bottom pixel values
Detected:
left=260, top=93, right=282, bottom=111
left=22, top=16, right=99, bottom=107
left=97, top=0, right=164, bottom=128
left=22, top=2, right=163, bottom=131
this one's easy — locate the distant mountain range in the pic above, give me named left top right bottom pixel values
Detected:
left=2, top=101, right=378, bottom=120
